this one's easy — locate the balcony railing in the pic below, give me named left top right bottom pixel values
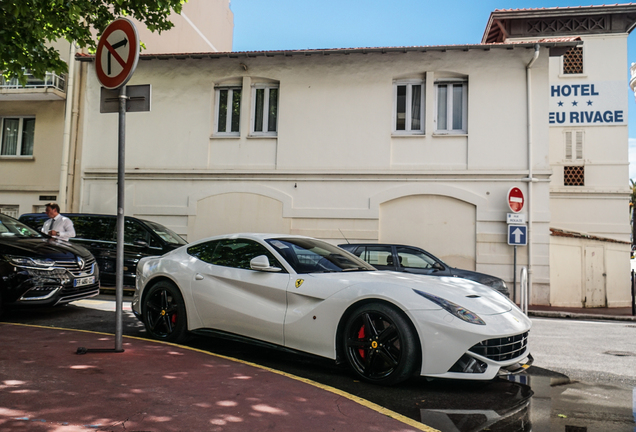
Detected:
left=1, top=71, right=66, bottom=92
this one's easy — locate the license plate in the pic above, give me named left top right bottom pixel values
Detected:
left=74, top=276, right=95, bottom=287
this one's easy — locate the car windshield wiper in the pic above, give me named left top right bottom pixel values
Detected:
left=342, top=267, right=374, bottom=272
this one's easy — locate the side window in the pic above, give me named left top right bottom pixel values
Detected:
left=251, top=84, right=278, bottom=136
left=393, top=80, right=424, bottom=135
left=215, top=86, right=241, bottom=136
left=187, top=240, right=220, bottom=264
left=361, top=246, right=394, bottom=266
left=0, top=205, right=19, bottom=218
left=564, top=130, right=584, bottom=161
left=0, top=117, right=35, bottom=156
left=188, top=239, right=284, bottom=271
left=123, top=220, right=150, bottom=245
left=346, top=246, right=364, bottom=258
left=148, top=235, right=162, bottom=248
left=435, top=80, right=467, bottom=134
left=396, top=247, right=437, bottom=269
left=72, top=216, right=116, bottom=242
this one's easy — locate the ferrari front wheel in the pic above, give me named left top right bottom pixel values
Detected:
left=142, top=281, right=188, bottom=343
left=342, top=302, right=419, bottom=385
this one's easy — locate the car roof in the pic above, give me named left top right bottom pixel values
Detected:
left=187, top=233, right=317, bottom=246
left=338, top=243, right=419, bottom=249
left=20, top=212, right=149, bottom=224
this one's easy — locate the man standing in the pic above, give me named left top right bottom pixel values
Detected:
left=41, top=203, right=75, bottom=241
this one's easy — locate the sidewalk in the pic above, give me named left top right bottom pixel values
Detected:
left=0, top=323, right=432, bottom=432
left=528, top=304, right=636, bottom=321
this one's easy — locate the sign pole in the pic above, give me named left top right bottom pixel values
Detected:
left=114, top=85, right=126, bottom=352
left=513, top=245, right=517, bottom=303
left=77, top=18, right=138, bottom=355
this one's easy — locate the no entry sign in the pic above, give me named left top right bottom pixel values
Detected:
left=95, top=18, right=139, bottom=89
left=507, top=187, right=525, bottom=213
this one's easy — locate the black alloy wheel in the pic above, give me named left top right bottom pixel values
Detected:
left=142, top=281, right=188, bottom=343
left=342, top=302, right=419, bottom=385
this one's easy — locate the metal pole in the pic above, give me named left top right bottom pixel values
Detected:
left=114, top=85, right=126, bottom=352
left=513, top=245, right=517, bottom=303
left=632, top=269, right=635, bottom=317
left=520, top=266, right=528, bottom=315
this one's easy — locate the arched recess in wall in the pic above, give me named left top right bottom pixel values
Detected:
left=379, top=195, right=476, bottom=270
left=191, top=192, right=291, bottom=241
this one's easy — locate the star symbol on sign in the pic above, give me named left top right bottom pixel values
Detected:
left=587, top=100, right=593, bottom=106
left=557, top=101, right=564, bottom=107
left=572, top=101, right=578, bottom=106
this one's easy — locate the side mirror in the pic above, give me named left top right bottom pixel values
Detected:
left=433, top=262, right=445, bottom=271
left=250, top=255, right=282, bottom=272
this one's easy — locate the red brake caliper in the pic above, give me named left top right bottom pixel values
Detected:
left=171, top=312, right=177, bottom=325
left=358, top=326, right=365, bottom=359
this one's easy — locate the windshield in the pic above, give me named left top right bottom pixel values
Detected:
left=266, top=237, right=376, bottom=273
left=144, top=220, right=187, bottom=245
left=0, top=214, right=43, bottom=238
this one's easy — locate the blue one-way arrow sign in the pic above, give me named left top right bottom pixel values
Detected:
left=508, top=225, right=527, bottom=246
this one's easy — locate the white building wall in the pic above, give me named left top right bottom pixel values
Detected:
left=77, top=45, right=554, bottom=302
left=544, top=34, right=632, bottom=306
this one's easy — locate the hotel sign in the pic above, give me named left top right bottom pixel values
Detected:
left=549, top=81, right=627, bottom=126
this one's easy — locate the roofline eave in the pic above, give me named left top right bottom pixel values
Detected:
left=75, top=40, right=582, bottom=63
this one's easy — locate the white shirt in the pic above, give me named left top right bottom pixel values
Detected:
left=41, top=215, right=76, bottom=241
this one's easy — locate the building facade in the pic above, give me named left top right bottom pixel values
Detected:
left=0, top=0, right=233, bottom=216
left=76, top=37, right=574, bottom=305
left=484, top=6, right=635, bottom=307
left=5, top=4, right=634, bottom=308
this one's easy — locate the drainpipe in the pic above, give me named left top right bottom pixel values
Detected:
left=58, top=41, right=77, bottom=212
left=524, top=44, right=540, bottom=304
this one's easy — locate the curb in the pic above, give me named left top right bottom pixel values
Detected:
left=528, top=310, right=636, bottom=322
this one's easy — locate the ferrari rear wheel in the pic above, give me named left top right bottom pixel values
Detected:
left=342, top=303, right=419, bottom=385
left=142, top=281, right=188, bottom=343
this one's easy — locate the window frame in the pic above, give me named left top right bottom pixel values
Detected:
left=434, top=80, right=467, bottom=135
left=564, top=130, right=584, bottom=162
left=250, top=84, right=279, bottom=137
left=0, top=116, right=35, bottom=157
left=392, top=79, right=425, bottom=135
left=214, top=85, right=242, bottom=137
left=0, top=205, right=20, bottom=218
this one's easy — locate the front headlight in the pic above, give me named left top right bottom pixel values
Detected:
left=5, top=255, right=55, bottom=268
left=414, top=289, right=486, bottom=325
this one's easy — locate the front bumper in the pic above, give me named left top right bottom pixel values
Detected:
left=4, top=262, right=100, bottom=306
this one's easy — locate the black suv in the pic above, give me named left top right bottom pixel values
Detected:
left=1, top=213, right=99, bottom=312
left=19, top=213, right=187, bottom=289
left=339, top=243, right=510, bottom=297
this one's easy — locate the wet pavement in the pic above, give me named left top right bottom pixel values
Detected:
left=1, top=296, right=635, bottom=431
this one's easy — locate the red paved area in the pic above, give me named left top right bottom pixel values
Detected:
left=0, top=323, right=431, bottom=432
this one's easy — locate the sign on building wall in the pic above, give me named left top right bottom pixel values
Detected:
left=549, top=81, right=627, bottom=126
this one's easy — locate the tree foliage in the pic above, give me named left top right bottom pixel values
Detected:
left=1, top=0, right=186, bottom=84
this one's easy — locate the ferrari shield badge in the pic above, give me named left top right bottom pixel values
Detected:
left=295, top=279, right=304, bottom=288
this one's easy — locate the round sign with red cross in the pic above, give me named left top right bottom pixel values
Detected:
left=95, top=18, right=139, bottom=90
left=507, top=187, right=525, bottom=213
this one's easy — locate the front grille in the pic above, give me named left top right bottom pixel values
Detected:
left=469, top=332, right=528, bottom=362
left=51, top=256, right=96, bottom=276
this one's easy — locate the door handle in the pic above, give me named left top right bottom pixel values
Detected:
left=195, top=273, right=204, bottom=281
